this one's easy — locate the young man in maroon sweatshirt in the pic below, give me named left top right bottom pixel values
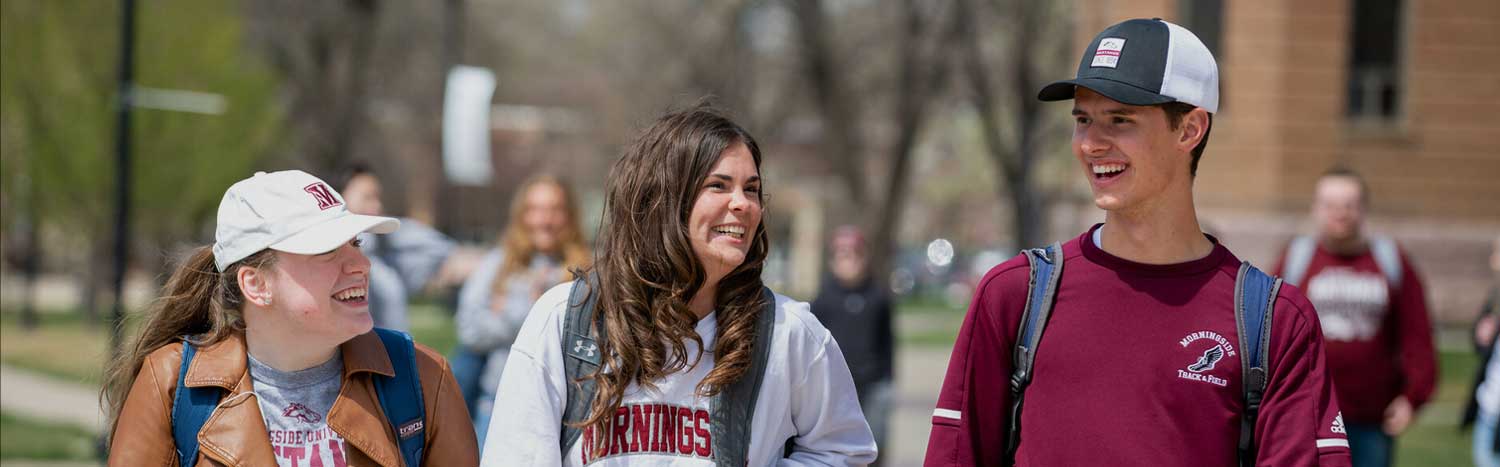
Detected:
left=1273, top=168, right=1437, bottom=467
left=924, top=18, right=1352, bottom=466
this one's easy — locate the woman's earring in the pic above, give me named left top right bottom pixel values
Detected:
left=263, top=295, right=273, bottom=307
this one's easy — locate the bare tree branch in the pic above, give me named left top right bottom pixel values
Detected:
left=790, top=0, right=867, bottom=207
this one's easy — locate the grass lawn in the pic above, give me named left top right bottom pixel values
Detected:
left=1397, top=349, right=1478, bottom=467
left=0, top=311, right=117, bottom=384
left=0, top=411, right=99, bottom=461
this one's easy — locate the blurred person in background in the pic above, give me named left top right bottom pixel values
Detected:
left=1273, top=167, right=1437, bottom=467
left=479, top=106, right=876, bottom=466
left=335, top=162, right=462, bottom=332
left=1463, top=236, right=1500, bottom=467
left=102, top=170, right=476, bottom=466
left=454, top=174, right=590, bottom=444
left=811, top=225, right=894, bottom=463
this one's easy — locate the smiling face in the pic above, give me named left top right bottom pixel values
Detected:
left=687, top=142, right=763, bottom=287
left=1071, top=87, right=1206, bottom=213
left=263, top=240, right=374, bottom=346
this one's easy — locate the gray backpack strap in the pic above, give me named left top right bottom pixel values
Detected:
left=710, top=287, right=779, bottom=466
left=1369, top=235, right=1403, bottom=289
left=1004, top=242, right=1065, bottom=464
left=1234, top=262, right=1281, bottom=467
left=1281, top=235, right=1316, bottom=287
left=559, top=276, right=602, bottom=456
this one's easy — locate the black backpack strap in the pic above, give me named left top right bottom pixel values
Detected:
left=171, top=337, right=222, bottom=467
left=710, top=287, right=779, bottom=466
left=372, top=328, right=426, bottom=467
left=1234, top=262, right=1280, bottom=467
left=559, top=275, right=602, bottom=456
left=1004, top=242, right=1064, bottom=464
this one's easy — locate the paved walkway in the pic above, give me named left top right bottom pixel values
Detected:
left=0, top=364, right=103, bottom=434
left=888, top=346, right=950, bottom=465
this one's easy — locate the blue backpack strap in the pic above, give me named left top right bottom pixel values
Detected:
left=1234, top=262, right=1281, bottom=467
left=560, top=275, right=602, bottom=456
left=1005, top=242, right=1065, bottom=463
left=171, top=337, right=221, bottom=467
left=372, top=328, right=426, bottom=467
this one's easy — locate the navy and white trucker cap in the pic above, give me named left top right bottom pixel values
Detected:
left=1038, top=18, right=1219, bottom=113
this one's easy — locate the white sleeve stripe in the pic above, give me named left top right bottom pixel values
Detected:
left=933, top=408, right=962, bottom=420
left=1316, top=438, right=1350, bottom=448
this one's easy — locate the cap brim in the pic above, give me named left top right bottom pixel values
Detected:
left=1038, top=78, right=1177, bottom=106
left=269, top=214, right=400, bottom=256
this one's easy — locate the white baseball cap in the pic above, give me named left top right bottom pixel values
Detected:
left=212, top=170, right=399, bottom=271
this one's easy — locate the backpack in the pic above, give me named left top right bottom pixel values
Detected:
left=171, top=328, right=427, bottom=467
left=1280, top=234, right=1402, bottom=288
left=558, top=276, right=782, bottom=466
left=1005, top=243, right=1282, bottom=467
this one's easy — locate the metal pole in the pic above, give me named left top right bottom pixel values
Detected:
left=110, top=0, right=136, bottom=354
left=440, top=0, right=465, bottom=238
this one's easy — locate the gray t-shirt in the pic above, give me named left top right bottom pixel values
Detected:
left=248, top=352, right=349, bottom=467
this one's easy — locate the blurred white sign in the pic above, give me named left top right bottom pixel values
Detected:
left=131, top=85, right=227, bottom=115
left=443, top=66, right=496, bottom=186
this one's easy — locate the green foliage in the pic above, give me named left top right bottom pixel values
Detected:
left=0, top=0, right=284, bottom=256
left=0, top=411, right=99, bottom=461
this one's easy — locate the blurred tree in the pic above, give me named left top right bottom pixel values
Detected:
left=0, top=0, right=284, bottom=319
left=243, top=0, right=386, bottom=178
left=791, top=0, right=959, bottom=280
left=954, top=0, right=1074, bottom=249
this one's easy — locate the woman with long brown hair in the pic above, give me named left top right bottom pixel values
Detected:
left=102, top=170, right=476, bottom=466
left=478, top=106, right=877, bottom=466
left=454, top=174, right=590, bottom=443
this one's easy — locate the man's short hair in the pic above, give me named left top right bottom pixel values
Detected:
left=1318, top=166, right=1370, bottom=206
left=1160, top=102, right=1212, bottom=177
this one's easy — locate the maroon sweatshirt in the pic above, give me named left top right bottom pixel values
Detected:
left=1272, top=240, right=1437, bottom=425
left=925, top=225, right=1351, bottom=466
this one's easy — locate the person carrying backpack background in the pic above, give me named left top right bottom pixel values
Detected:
left=102, top=170, right=477, bottom=467
left=478, top=106, right=877, bottom=466
left=455, top=174, right=591, bottom=444
left=924, top=18, right=1351, bottom=466
left=1272, top=167, right=1437, bottom=467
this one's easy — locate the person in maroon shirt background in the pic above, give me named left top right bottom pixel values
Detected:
left=924, top=18, right=1352, bottom=466
left=1273, top=168, right=1437, bottom=467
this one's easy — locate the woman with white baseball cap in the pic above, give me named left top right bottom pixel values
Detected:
left=102, top=170, right=477, bottom=466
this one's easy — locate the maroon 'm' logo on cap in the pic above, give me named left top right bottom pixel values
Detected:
left=304, top=182, right=342, bottom=210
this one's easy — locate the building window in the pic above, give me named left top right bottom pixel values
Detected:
left=1178, top=0, right=1224, bottom=59
left=1347, top=0, right=1403, bottom=121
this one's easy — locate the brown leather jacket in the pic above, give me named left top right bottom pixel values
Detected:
left=107, top=331, right=478, bottom=466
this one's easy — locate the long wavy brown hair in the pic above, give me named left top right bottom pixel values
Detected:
left=492, top=175, right=590, bottom=293
left=99, top=246, right=276, bottom=442
left=576, top=106, right=771, bottom=444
